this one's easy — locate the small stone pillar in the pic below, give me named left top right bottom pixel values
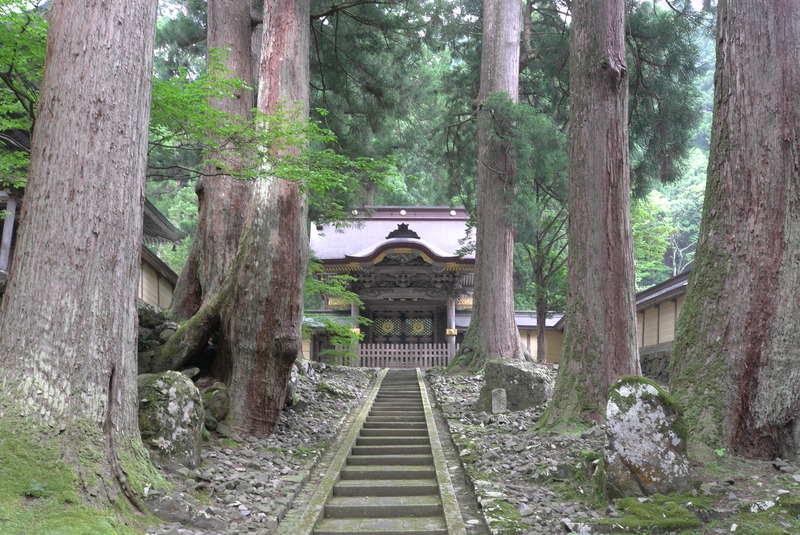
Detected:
left=491, top=388, right=508, bottom=414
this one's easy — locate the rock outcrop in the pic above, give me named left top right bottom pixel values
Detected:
left=138, top=371, right=205, bottom=470
left=604, top=376, right=691, bottom=498
left=475, top=358, right=552, bottom=413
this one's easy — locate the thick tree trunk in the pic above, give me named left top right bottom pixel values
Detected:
left=171, top=0, right=254, bottom=322
left=160, top=0, right=310, bottom=436
left=453, top=0, right=527, bottom=370
left=540, top=0, right=639, bottom=428
left=0, top=0, right=159, bottom=518
left=670, top=0, right=800, bottom=462
left=223, top=0, right=310, bottom=435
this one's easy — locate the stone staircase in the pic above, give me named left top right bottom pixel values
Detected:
left=313, top=369, right=449, bottom=535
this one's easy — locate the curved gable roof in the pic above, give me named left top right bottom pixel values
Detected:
left=311, top=206, right=474, bottom=265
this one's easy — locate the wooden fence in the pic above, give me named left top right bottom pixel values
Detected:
left=321, top=343, right=457, bottom=369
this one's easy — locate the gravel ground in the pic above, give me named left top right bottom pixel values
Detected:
left=147, top=364, right=800, bottom=535
left=148, top=363, right=377, bottom=535
left=425, top=366, right=800, bottom=535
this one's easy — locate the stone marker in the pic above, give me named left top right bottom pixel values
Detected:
left=492, top=388, right=508, bottom=414
left=475, top=358, right=552, bottom=413
left=604, top=376, right=691, bottom=498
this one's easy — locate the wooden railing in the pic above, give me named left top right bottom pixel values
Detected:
left=358, top=343, right=457, bottom=369
left=320, top=343, right=458, bottom=369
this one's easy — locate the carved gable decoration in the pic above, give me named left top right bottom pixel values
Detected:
left=386, top=223, right=420, bottom=239
left=375, top=252, right=429, bottom=266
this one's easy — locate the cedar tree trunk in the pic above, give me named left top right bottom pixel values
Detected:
left=223, top=0, right=310, bottom=436
left=171, top=0, right=254, bottom=322
left=0, top=0, right=159, bottom=517
left=669, top=0, right=800, bottom=462
left=454, top=0, right=527, bottom=370
left=158, top=0, right=310, bottom=436
left=540, top=0, right=639, bottom=428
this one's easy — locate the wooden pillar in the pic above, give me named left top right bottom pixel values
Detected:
left=0, top=196, right=16, bottom=272
left=446, top=296, right=457, bottom=353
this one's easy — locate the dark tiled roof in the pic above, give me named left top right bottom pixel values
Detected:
left=636, top=271, right=690, bottom=309
left=143, top=198, right=186, bottom=245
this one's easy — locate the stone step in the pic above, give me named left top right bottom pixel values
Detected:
left=314, top=516, right=448, bottom=535
left=360, top=428, right=428, bottom=437
left=368, top=411, right=425, bottom=419
left=324, top=495, right=443, bottom=519
left=307, top=369, right=462, bottom=535
left=366, top=415, right=426, bottom=423
left=347, top=454, right=433, bottom=466
left=340, top=465, right=436, bottom=480
left=370, top=403, right=424, bottom=410
left=362, top=421, right=427, bottom=430
left=356, top=436, right=430, bottom=446
left=332, top=478, right=439, bottom=497
left=351, top=444, right=432, bottom=456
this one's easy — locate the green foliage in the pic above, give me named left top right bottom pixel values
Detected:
left=626, top=1, right=704, bottom=194
left=632, top=192, right=675, bottom=289
left=0, top=1, right=47, bottom=188
left=310, top=0, right=457, bottom=206
left=154, top=0, right=207, bottom=78
left=303, top=258, right=371, bottom=361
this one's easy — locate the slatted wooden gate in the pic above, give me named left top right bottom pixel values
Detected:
left=321, top=343, right=457, bottom=369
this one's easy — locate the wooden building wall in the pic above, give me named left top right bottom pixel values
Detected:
left=637, top=295, right=684, bottom=349
left=520, top=328, right=563, bottom=364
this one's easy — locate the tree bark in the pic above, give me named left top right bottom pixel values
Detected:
left=453, top=0, right=527, bottom=370
left=222, top=0, right=310, bottom=435
left=540, top=0, right=639, bottom=428
left=670, top=0, right=800, bottom=461
left=0, top=0, right=159, bottom=514
left=160, top=0, right=310, bottom=436
left=171, top=0, right=254, bottom=322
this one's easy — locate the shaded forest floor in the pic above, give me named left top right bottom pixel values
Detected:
left=427, top=367, right=800, bottom=535
left=150, top=364, right=800, bottom=535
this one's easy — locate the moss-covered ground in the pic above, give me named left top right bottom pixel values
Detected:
left=0, top=419, right=163, bottom=534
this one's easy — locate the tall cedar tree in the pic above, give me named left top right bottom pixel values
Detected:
left=161, top=0, right=310, bottom=435
left=540, top=0, right=640, bottom=428
left=170, top=0, right=255, bottom=382
left=0, top=0, right=160, bottom=520
left=452, top=0, right=528, bottom=369
left=669, top=0, right=800, bottom=461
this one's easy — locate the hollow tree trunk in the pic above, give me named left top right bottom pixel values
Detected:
left=0, top=0, right=159, bottom=514
left=540, top=0, right=639, bottom=428
left=670, top=0, right=800, bottom=462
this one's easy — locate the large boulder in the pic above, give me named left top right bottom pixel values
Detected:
left=138, top=371, right=205, bottom=470
left=604, top=376, right=692, bottom=499
left=475, top=358, right=552, bottom=413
